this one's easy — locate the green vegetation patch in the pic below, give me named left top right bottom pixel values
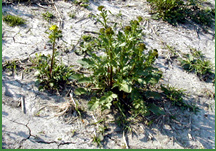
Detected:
left=147, top=0, right=215, bottom=26
left=73, top=0, right=89, bottom=8
left=31, top=25, right=74, bottom=92
left=42, top=11, right=55, bottom=22
left=73, top=6, right=197, bottom=134
left=179, top=48, right=214, bottom=81
left=3, top=14, right=26, bottom=27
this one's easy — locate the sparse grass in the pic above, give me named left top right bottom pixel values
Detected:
left=161, top=84, right=199, bottom=113
left=92, top=135, right=103, bottom=148
left=147, top=0, right=215, bottom=27
left=165, top=44, right=179, bottom=57
left=190, top=7, right=215, bottom=27
left=42, top=11, right=55, bottom=22
left=2, top=60, right=23, bottom=76
left=3, top=14, right=26, bottom=27
left=68, top=12, right=76, bottom=19
left=2, top=60, right=18, bottom=73
left=179, top=48, right=214, bottom=81
left=200, top=88, right=215, bottom=99
left=147, top=0, right=187, bottom=25
left=73, top=0, right=89, bottom=8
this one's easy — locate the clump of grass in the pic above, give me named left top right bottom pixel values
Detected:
left=2, top=60, right=20, bottom=75
left=3, top=14, right=26, bottom=27
left=147, top=0, right=187, bottom=25
left=147, top=0, right=215, bottom=27
left=190, top=7, right=215, bottom=27
left=179, top=48, right=214, bottom=81
left=42, top=11, right=55, bottom=22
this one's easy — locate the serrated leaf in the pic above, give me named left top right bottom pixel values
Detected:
left=74, top=88, right=87, bottom=95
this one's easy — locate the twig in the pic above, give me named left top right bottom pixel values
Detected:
left=21, top=96, right=26, bottom=114
left=75, top=17, right=88, bottom=24
left=123, top=131, right=129, bottom=149
left=12, top=29, right=21, bottom=43
left=70, top=93, right=77, bottom=108
left=36, top=2, right=48, bottom=9
left=83, top=30, right=99, bottom=35
left=51, top=0, right=63, bottom=29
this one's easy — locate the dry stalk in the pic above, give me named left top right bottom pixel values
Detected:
left=51, top=0, right=63, bottom=28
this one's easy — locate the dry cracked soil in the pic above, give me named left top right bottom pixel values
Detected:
left=2, top=0, right=215, bottom=149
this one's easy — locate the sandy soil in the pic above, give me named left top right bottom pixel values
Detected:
left=2, top=0, right=215, bottom=149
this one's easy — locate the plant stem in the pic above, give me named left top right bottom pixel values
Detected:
left=50, top=32, right=56, bottom=78
left=108, top=36, right=113, bottom=89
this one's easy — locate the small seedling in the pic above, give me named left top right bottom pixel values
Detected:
left=57, top=138, right=62, bottom=141
left=165, top=44, right=179, bottom=57
left=68, top=12, right=76, bottom=19
left=42, top=11, right=55, bottom=22
left=92, top=135, right=102, bottom=148
left=116, top=10, right=123, bottom=18
left=3, top=14, right=26, bottom=27
left=2, top=60, right=18, bottom=73
left=71, top=129, right=76, bottom=136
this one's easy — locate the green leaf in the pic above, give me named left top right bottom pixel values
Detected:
left=49, top=82, right=54, bottom=87
left=119, top=80, right=132, bottom=93
left=148, top=103, right=165, bottom=116
left=70, top=74, right=83, bottom=80
left=100, top=91, right=117, bottom=110
left=74, top=88, right=87, bottom=95
left=137, top=78, right=147, bottom=85
left=77, top=59, right=94, bottom=68
left=88, top=97, right=100, bottom=110
left=119, top=42, right=127, bottom=47
left=188, top=54, right=194, bottom=61
left=78, top=77, right=91, bottom=83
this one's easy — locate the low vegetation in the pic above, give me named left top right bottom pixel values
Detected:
left=179, top=48, right=214, bottom=81
left=73, top=6, right=197, bottom=136
left=42, top=11, right=55, bottom=22
left=3, top=14, right=26, bottom=27
left=73, top=0, right=89, bottom=8
left=147, top=0, right=215, bottom=26
left=31, top=25, right=74, bottom=92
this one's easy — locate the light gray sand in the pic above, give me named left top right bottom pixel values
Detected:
left=2, top=0, right=215, bottom=149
